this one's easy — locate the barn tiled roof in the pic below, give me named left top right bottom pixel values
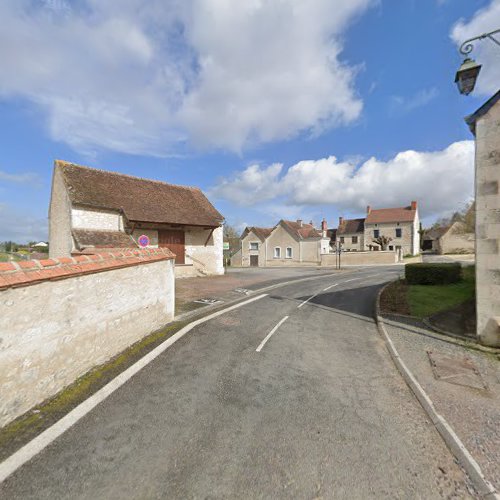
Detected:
left=365, top=206, right=416, bottom=224
left=72, top=229, right=137, bottom=249
left=337, top=218, right=365, bottom=235
left=57, top=161, right=224, bottom=227
left=281, top=220, right=322, bottom=240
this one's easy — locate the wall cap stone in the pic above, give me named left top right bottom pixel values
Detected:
left=0, top=248, right=175, bottom=291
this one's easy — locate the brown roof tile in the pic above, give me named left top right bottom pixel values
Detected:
left=72, top=229, right=137, bottom=249
left=365, top=206, right=416, bottom=224
left=244, top=226, right=274, bottom=241
left=337, top=218, right=365, bottom=235
left=57, top=161, right=224, bottom=227
left=281, top=220, right=322, bottom=240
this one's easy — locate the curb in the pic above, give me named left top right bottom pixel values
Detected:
left=375, top=284, right=499, bottom=499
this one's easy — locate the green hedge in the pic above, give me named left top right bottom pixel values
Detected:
left=405, top=262, right=462, bottom=285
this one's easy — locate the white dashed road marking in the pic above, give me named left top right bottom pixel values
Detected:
left=256, top=316, right=289, bottom=352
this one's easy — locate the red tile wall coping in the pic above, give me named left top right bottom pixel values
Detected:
left=0, top=248, right=175, bottom=291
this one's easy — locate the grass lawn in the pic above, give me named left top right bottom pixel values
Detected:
left=381, top=266, right=475, bottom=319
left=0, top=253, right=22, bottom=262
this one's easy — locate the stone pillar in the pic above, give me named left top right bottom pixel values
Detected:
left=472, top=98, right=500, bottom=347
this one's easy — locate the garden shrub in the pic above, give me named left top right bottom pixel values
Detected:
left=405, top=262, right=462, bottom=285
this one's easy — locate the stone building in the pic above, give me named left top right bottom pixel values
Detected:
left=49, top=160, right=224, bottom=277
left=335, top=202, right=420, bottom=256
left=336, top=217, right=365, bottom=251
left=466, top=90, right=500, bottom=347
left=364, top=202, right=420, bottom=256
left=423, top=222, right=474, bottom=255
left=234, top=219, right=330, bottom=267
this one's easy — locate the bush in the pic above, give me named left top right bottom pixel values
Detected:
left=405, top=262, right=462, bottom=285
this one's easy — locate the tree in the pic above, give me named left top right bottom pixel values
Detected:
left=223, top=224, right=241, bottom=256
left=372, top=235, right=393, bottom=251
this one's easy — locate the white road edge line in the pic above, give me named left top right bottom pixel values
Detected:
left=323, top=283, right=339, bottom=291
left=256, top=316, right=289, bottom=352
left=297, top=294, right=318, bottom=308
left=0, top=293, right=268, bottom=485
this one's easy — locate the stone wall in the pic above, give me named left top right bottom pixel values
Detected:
left=321, top=251, right=397, bottom=266
left=49, top=166, right=73, bottom=259
left=0, top=248, right=175, bottom=427
left=438, top=224, right=475, bottom=255
left=185, top=226, right=224, bottom=276
left=364, top=220, right=417, bottom=255
left=474, top=101, right=500, bottom=347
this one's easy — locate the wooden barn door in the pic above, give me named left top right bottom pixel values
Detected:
left=159, top=230, right=185, bottom=264
left=250, top=255, right=259, bottom=267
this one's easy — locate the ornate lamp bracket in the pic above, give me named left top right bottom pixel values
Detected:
left=459, top=28, right=500, bottom=56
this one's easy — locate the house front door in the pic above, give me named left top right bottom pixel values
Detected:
left=250, top=255, right=259, bottom=267
left=159, top=230, right=185, bottom=264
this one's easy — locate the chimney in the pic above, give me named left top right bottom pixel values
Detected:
left=309, top=220, right=314, bottom=226
left=321, top=218, right=328, bottom=238
left=411, top=200, right=417, bottom=211
left=339, top=216, right=344, bottom=227
left=297, top=219, right=303, bottom=227
left=367, top=205, right=371, bottom=214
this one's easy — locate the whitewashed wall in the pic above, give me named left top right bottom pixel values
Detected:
left=72, top=207, right=124, bottom=231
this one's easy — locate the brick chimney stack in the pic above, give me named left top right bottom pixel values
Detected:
left=411, top=200, right=417, bottom=211
left=339, top=216, right=344, bottom=227
left=321, top=218, right=327, bottom=238
left=367, top=205, right=371, bottom=214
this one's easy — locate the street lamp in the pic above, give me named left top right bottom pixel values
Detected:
left=455, top=28, right=500, bottom=95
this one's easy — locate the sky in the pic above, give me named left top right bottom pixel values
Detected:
left=1, top=0, right=500, bottom=242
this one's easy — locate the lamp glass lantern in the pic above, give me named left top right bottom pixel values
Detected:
left=455, top=58, right=482, bottom=95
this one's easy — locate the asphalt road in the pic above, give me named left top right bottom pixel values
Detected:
left=0, top=267, right=474, bottom=499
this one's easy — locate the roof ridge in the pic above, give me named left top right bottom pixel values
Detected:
left=55, top=160, right=201, bottom=192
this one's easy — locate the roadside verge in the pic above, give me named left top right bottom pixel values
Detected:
left=375, top=283, right=500, bottom=499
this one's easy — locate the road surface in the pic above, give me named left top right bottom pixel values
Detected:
left=0, top=267, right=474, bottom=498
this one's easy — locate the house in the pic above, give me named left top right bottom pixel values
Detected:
left=235, top=219, right=330, bottom=266
left=423, top=223, right=474, bottom=255
left=364, top=202, right=420, bottom=256
left=336, top=217, right=365, bottom=251
left=49, top=160, right=224, bottom=277
left=237, top=226, right=273, bottom=267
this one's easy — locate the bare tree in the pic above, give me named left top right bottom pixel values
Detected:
left=372, top=235, right=393, bottom=251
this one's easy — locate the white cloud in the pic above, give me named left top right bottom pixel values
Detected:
left=0, top=203, right=48, bottom=243
left=210, top=141, right=475, bottom=219
left=0, top=170, right=41, bottom=185
left=451, top=0, right=500, bottom=96
left=389, top=87, right=439, bottom=114
left=0, top=0, right=373, bottom=155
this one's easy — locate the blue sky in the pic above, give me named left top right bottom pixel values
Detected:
left=1, top=0, right=499, bottom=242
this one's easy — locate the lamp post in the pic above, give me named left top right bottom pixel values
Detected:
left=455, top=28, right=500, bottom=95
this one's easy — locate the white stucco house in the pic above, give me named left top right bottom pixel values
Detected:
left=49, top=160, right=225, bottom=277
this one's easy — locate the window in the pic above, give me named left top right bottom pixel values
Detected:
left=389, top=245, right=394, bottom=251
left=340, top=236, right=345, bottom=244
left=352, top=236, right=358, bottom=244
left=395, top=228, right=402, bottom=238
left=249, top=242, right=259, bottom=250
left=274, top=247, right=281, bottom=258
left=374, top=229, right=380, bottom=238
left=286, top=247, right=293, bottom=259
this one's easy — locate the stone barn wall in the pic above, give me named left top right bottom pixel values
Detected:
left=0, top=248, right=175, bottom=428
